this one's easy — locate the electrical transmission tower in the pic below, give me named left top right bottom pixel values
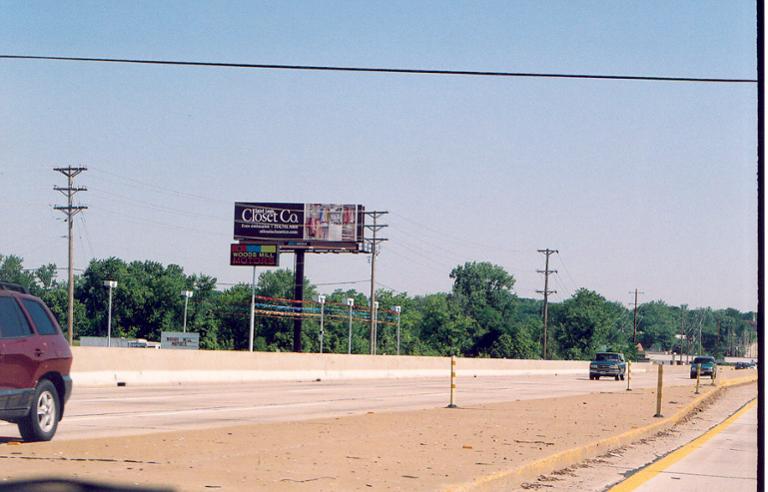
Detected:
left=54, top=166, right=87, bottom=345
left=364, top=211, right=388, bottom=355
left=537, top=248, right=558, bottom=359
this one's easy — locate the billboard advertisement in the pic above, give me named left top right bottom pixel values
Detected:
left=234, top=202, right=365, bottom=250
left=230, top=243, right=280, bottom=267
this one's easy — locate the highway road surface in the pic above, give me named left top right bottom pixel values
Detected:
left=0, top=367, right=699, bottom=441
left=629, top=401, right=757, bottom=492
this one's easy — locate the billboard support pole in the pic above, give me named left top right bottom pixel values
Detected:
left=249, top=266, right=256, bottom=352
left=293, top=251, right=305, bottom=352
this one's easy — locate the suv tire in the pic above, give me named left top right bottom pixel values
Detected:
left=18, top=380, right=60, bottom=442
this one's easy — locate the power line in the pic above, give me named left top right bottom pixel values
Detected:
left=0, top=55, right=757, bottom=84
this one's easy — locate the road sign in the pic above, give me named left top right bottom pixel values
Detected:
left=230, top=243, right=280, bottom=267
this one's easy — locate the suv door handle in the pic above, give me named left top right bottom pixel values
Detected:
left=34, top=348, right=45, bottom=357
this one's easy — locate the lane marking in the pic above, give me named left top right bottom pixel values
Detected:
left=608, top=398, right=757, bottom=492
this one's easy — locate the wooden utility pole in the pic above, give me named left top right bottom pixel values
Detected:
left=537, top=249, right=558, bottom=359
left=630, top=288, right=644, bottom=345
left=679, top=305, right=686, bottom=363
left=364, top=211, right=388, bottom=355
left=54, top=166, right=87, bottom=345
left=716, top=319, right=721, bottom=352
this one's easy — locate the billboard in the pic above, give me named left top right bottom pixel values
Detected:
left=234, top=202, right=365, bottom=251
left=230, top=243, right=280, bottom=267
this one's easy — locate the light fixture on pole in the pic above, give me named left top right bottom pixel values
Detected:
left=394, top=305, right=402, bottom=356
left=372, top=301, right=379, bottom=355
left=181, top=290, right=194, bottom=333
left=318, top=295, right=326, bottom=353
left=103, top=280, right=117, bottom=347
left=346, top=298, right=354, bottom=354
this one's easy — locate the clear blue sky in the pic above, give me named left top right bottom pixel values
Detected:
left=0, top=1, right=758, bottom=311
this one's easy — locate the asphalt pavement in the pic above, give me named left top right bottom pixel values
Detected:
left=0, top=367, right=697, bottom=441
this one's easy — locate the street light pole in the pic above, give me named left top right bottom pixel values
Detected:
left=181, top=290, right=193, bottom=333
left=318, top=295, right=326, bottom=353
left=103, top=280, right=117, bottom=347
left=346, top=298, right=354, bottom=354
left=394, top=305, right=402, bottom=356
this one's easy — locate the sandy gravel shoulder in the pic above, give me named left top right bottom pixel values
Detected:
left=0, top=372, right=755, bottom=492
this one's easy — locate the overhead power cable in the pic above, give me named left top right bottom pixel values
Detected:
left=0, top=55, right=757, bottom=84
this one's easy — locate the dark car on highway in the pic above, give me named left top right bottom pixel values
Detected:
left=690, top=356, right=716, bottom=379
left=0, top=282, right=72, bottom=441
left=589, top=352, right=626, bottom=380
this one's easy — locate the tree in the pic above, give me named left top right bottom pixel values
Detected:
left=552, top=289, right=615, bottom=360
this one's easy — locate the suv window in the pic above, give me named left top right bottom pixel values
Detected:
left=595, top=353, right=621, bottom=361
left=22, top=299, right=59, bottom=335
left=692, top=357, right=714, bottom=364
left=0, top=297, right=33, bottom=338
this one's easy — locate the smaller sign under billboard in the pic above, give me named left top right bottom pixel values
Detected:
left=160, top=331, right=200, bottom=350
left=230, top=243, right=280, bottom=267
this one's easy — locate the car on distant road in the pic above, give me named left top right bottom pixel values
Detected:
left=0, top=282, right=72, bottom=441
left=690, top=356, right=716, bottom=379
left=589, top=352, right=626, bottom=381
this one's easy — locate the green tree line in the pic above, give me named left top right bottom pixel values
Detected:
left=0, top=253, right=756, bottom=360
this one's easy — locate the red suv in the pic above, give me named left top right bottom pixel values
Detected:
left=0, top=282, right=72, bottom=441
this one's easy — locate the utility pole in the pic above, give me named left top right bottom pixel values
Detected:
left=716, top=319, right=721, bottom=352
left=630, top=289, right=644, bottom=345
left=54, top=166, right=87, bottom=345
left=698, top=316, right=703, bottom=356
left=537, top=249, right=558, bottom=359
left=679, top=305, right=687, bottom=364
left=364, top=211, right=388, bottom=355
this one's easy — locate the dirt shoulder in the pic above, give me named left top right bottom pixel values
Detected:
left=0, top=374, right=754, bottom=492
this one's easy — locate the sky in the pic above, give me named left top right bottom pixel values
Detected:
left=0, top=1, right=758, bottom=311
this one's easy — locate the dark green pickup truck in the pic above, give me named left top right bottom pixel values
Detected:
left=589, top=352, right=626, bottom=381
left=690, top=356, right=716, bottom=379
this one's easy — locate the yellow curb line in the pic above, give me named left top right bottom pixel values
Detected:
left=444, top=374, right=757, bottom=492
left=608, top=398, right=757, bottom=491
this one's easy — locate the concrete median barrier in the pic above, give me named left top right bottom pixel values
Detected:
left=70, top=347, right=639, bottom=386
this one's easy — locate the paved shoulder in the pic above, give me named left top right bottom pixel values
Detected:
left=612, top=399, right=757, bottom=492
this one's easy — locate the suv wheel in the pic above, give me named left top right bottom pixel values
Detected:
left=18, top=380, right=60, bottom=442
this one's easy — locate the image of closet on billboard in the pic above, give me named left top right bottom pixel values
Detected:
left=304, top=204, right=358, bottom=242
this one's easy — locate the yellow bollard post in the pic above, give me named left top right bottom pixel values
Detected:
left=447, top=355, right=458, bottom=408
left=626, top=360, right=632, bottom=391
left=654, top=363, right=664, bottom=418
left=695, top=363, right=701, bottom=394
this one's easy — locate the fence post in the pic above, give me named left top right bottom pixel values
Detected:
left=654, top=363, right=664, bottom=418
left=447, top=355, right=457, bottom=408
left=626, top=360, right=632, bottom=391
